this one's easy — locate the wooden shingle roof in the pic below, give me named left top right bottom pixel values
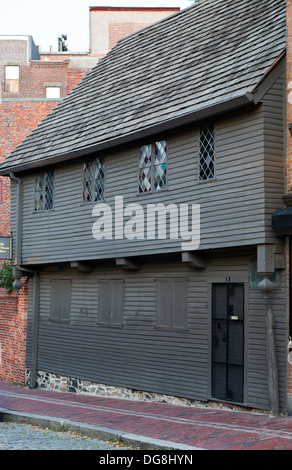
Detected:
left=0, top=0, right=286, bottom=174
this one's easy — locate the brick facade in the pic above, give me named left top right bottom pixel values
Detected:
left=89, top=7, right=180, bottom=57
left=0, top=278, right=28, bottom=385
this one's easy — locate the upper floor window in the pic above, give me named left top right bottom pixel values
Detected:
left=34, top=170, right=54, bottom=211
left=199, top=125, right=215, bottom=180
left=46, top=86, right=61, bottom=98
left=5, top=65, right=19, bottom=93
left=83, top=157, right=105, bottom=203
left=138, top=140, right=167, bottom=193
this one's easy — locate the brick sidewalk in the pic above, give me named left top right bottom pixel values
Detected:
left=1, top=380, right=292, bottom=450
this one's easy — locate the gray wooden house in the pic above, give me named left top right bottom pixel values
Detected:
left=0, top=0, right=288, bottom=413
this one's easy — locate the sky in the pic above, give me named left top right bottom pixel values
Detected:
left=0, top=0, right=192, bottom=52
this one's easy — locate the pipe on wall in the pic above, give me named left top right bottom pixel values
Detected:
left=9, top=172, right=40, bottom=389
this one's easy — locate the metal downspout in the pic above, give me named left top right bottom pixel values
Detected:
left=9, top=173, right=22, bottom=267
left=9, top=173, right=40, bottom=389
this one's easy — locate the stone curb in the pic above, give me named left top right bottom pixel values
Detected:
left=0, top=407, right=203, bottom=451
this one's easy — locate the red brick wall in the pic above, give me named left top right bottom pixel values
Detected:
left=67, top=68, right=92, bottom=94
left=0, top=100, right=60, bottom=240
left=0, top=178, right=11, bottom=237
left=0, top=100, right=59, bottom=161
left=109, top=22, right=151, bottom=50
left=1, top=61, right=69, bottom=100
left=0, top=278, right=28, bottom=385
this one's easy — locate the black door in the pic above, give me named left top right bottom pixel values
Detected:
left=212, top=283, right=244, bottom=403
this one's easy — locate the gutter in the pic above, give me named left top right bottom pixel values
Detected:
left=9, top=172, right=39, bottom=389
left=0, top=93, right=255, bottom=176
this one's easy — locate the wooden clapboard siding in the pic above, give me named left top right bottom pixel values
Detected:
left=15, top=92, right=284, bottom=266
left=262, top=72, right=285, bottom=243
left=25, top=253, right=287, bottom=411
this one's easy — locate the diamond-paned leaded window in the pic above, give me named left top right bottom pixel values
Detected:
left=83, top=157, right=105, bottom=203
left=34, top=170, right=54, bottom=211
left=139, top=140, right=167, bottom=193
left=199, top=126, right=215, bottom=180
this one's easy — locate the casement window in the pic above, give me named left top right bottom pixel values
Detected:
left=98, top=280, right=124, bottom=327
left=83, top=157, right=105, bottom=203
left=46, top=86, right=61, bottom=98
left=34, top=170, right=54, bottom=211
left=199, top=125, right=215, bottom=180
left=5, top=65, right=19, bottom=93
left=156, top=279, right=188, bottom=332
left=50, top=280, right=72, bottom=322
left=138, top=140, right=167, bottom=192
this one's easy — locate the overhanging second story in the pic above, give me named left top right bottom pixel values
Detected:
left=0, top=0, right=287, bottom=267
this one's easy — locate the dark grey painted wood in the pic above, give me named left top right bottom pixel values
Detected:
left=19, top=54, right=286, bottom=412
left=24, top=250, right=287, bottom=412
left=14, top=72, right=284, bottom=266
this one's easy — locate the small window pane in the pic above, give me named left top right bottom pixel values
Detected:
left=34, top=170, right=54, bottom=211
left=83, top=157, right=105, bottom=203
left=5, top=66, right=19, bottom=79
left=46, top=86, right=60, bottom=98
left=199, top=126, right=215, bottom=180
left=154, top=140, right=167, bottom=165
left=139, top=166, right=151, bottom=193
left=138, top=141, right=167, bottom=192
left=139, top=144, right=152, bottom=169
left=154, top=162, right=167, bottom=190
left=5, top=66, right=19, bottom=93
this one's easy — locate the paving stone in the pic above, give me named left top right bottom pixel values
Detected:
left=0, top=422, right=129, bottom=450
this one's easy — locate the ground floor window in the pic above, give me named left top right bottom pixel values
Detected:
left=156, top=279, right=188, bottom=332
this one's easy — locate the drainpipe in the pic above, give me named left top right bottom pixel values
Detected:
left=9, top=173, right=22, bottom=268
left=9, top=172, right=40, bottom=389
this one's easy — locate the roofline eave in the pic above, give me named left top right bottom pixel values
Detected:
left=0, top=92, right=256, bottom=176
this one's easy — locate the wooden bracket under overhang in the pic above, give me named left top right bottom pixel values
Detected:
left=182, top=252, right=206, bottom=269
left=70, top=261, right=94, bottom=273
left=116, top=257, right=141, bottom=271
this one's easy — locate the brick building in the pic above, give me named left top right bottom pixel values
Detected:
left=0, top=6, right=180, bottom=386
left=89, top=6, right=180, bottom=57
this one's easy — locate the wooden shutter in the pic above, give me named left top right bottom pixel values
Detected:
left=157, top=279, right=188, bottom=331
left=157, top=280, right=172, bottom=330
left=173, top=280, right=188, bottom=331
left=99, top=280, right=124, bottom=327
left=50, top=280, right=71, bottom=322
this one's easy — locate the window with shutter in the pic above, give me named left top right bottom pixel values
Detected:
left=99, top=280, right=124, bottom=327
left=157, top=279, right=188, bottom=331
left=50, top=280, right=72, bottom=322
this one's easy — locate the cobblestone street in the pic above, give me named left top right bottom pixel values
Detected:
left=0, top=422, right=129, bottom=450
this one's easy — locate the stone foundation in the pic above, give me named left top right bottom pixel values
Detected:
left=26, top=369, right=268, bottom=413
left=26, top=369, right=204, bottom=407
